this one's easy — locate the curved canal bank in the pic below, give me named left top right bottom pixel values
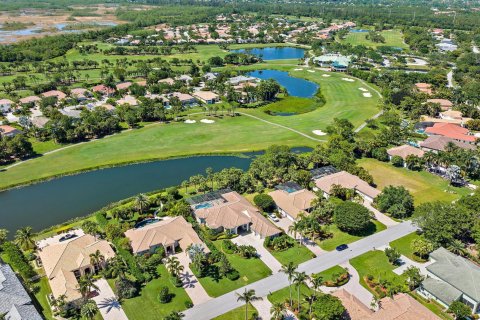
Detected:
left=0, top=148, right=310, bottom=234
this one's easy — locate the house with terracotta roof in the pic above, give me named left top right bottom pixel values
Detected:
left=116, top=82, right=132, bottom=91
left=70, top=88, right=91, bottom=101
left=268, top=183, right=317, bottom=220
left=92, top=84, right=115, bottom=97
left=37, top=233, right=115, bottom=304
left=0, top=125, right=21, bottom=137
left=420, top=135, right=476, bottom=153
left=415, top=83, right=433, bottom=95
left=192, top=191, right=281, bottom=238
left=41, top=90, right=67, bottom=100
left=314, top=171, right=380, bottom=202
left=117, top=95, right=138, bottom=106
left=125, top=216, right=208, bottom=255
left=0, top=98, right=14, bottom=112
left=426, top=99, right=452, bottom=111
left=418, top=247, right=480, bottom=314
left=387, top=145, right=425, bottom=167
left=19, top=96, right=41, bottom=106
left=193, top=91, right=219, bottom=104
left=424, top=123, right=476, bottom=144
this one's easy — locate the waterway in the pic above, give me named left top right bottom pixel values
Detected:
left=248, top=69, right=319, bottom=98
left=231, top=46, right=305, bottom=60
left=0, top=148, right=310, bottom=234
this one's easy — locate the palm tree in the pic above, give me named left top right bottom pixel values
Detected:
left=293, top=272, right=309, bottom=313
left=135, top=193, right=150, bottom=214
left=270, top=301, right=287, bottom=320
left=80, top=299, right=99, bottom=320
left=236, top=288, right=262, bottom=320
left=14, top=226, right=35, bottom=250
left=310, top=275, right=323, bottom=297
left=165, top=256, right=184, bottom=278
left=279, top=262, right=297, bottom=307
left=109, top=256, right=127, bottom=279
left=447, top=239, right=466, bottom=256
left=288, top=221, right=301, bottom=245
left=181, top=180, right=189, bottom=194
left=89, top=250, right=105, bottom=272
left=78, top=274, right=99, bottom=302
left=303, top=293, right=317, bottom=318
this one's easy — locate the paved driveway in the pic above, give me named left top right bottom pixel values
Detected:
left=363, top=201, right=398, bottom=227
left=174, top=253, right=211, bottom=305
left=92, top=279, right=128, bottom=320
left=183, top=221, right=417, bottom=320
left=340, top=262, right=374, bottom=309
left=232, top=233, right=282, bottom=273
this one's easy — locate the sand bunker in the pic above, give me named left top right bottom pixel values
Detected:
left=358, top=87, right=368, bottom=92
left=307, top=70, right=315, bottom=73
left=184, top=119, right=196, bottom=124
left=312, top=130, right=327, bottom=136
left=363, top=92, right=372, bottom=97
left=322, top=74, right=331, bottom=77
left=294, top=68, right=303, bottom=71
left=200, top=119, right=215, bottom=124
left=342, top=78, right=355, bottom=82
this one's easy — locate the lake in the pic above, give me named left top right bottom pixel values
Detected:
left=248, top=69, right=319, bottom=98
left=0, top=148, right=310, bottom=234
left=231, top=47, right=305, bottom=60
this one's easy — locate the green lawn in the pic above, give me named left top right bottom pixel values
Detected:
left=315, top=265, right=348, bottom=283
left=340, top=29, right=408, bottom=49
left=268, top=283, right=312, bottom=305
left=115, top=265, right=192, bottom=320
left=262, top=96, right=321, bottom=115
left=213, top=303, right=258, bottom=320
left=390, top=232, right=427, bottom=263
left=358, top=158, right=471, bottom=205
left=317, top=220, right=387, bottom=251
left=349, top=250, right=406, bottom=297
left=268, top=241, right=316, bottom=266
left=32, top=277, right=54, bottom=320
left=197, top=241, right=272, bottom=297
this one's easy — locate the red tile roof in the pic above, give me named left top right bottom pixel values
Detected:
left=425, top=123, right=476, bottom=142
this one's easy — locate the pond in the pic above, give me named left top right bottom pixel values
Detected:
left=248, top=69, right=319, bottom=98
left=0, top=148, right=310, bottom=234
left=230, top=47, right=305, bottom=60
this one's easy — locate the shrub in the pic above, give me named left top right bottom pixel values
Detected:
left=384, top=247, right=401, bottom=265
left=391, top=155, right=404, bottom=167
left=222, top=239, right=237, bottom=254
left=158, top=286, right=172, bottom=304
left=95, top=211, right=108, bottom=228
left=375, top=185, right=414, bottom=219
left=333, top=201, right=371, bottom=234
left=311, top=294, right=346, bottom=320
left=372, top=147, right=389, bottom=162
left=236, top=245, right=258, bottom=258
left=253, top=194, right=276, bottom=212
left=1, top=242, right=35, bottom=280
left=170, top=276, right=183, bottom=287
left=105, top=223, right=124, bottom=241
left=115, top=278, right=138, bottom=299
left=184, top=301, right=194, bottom=309
left=269, top=234, right=295, bottom=251
left=226, top=270, right=240, bottom=281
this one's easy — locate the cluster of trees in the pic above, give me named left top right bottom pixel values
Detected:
left=0, top=133, right=33, bottom=164
left=208, top=53, right=260, bottom=66
left=374, top=186, right=414, bottom=219
left=366, top=30, right=385, bottom=43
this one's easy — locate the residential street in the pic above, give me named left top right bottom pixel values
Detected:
left=183, top=221, right=417, bottom=320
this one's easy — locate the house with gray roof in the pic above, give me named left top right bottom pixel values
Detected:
left=0, top=263, right=42, bottom=320
left=417, top=247, right=480, bottom=314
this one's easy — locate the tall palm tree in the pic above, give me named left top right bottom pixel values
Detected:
left=270, top=301, right=287, bottom=320
left=89, top=250, right=105, bottom=272
left=293, top=272, right=309, bottom=313
left=80, top=299, right=99, bottom=320
left=109, top=256, right=127, bottom=279
left=135, top=193, right=150, bottom=215
left=236, top=288, right=262, bottom=320
left=310, top=275, right=323, bottom=297
left=14, top=226, right=35, bottom=250
left=165, top=256, right=184, bottom=278
left=279, top=262, right=297, bottom=307
left=288, top=221, right=301, bottom=245
left=78, top=274, right=99, bottom=302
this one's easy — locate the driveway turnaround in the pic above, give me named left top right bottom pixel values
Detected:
left=183, top=221, right=417, bottom=320
left=232, top=233, right=282, bottom=273
left=92, top=279, right=128, bottom=320
left=174, top=253, right=211, bottom=305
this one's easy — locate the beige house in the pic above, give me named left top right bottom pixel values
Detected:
left=38, top=234, right=115, bottom=303
left=19, top=96, right=41, bottom=106
left=193, top=191, right=281, bottom=238
left=426, top=98, right=453, bottom=111
left=193, top=91, right=219, bottom=104
left=124, top=216, right=208, bottom=255
left=314, top=171, right=380, bottom=202
left=269, top=187, right=317, bottom=221
left=41, top=90, right=67, bottom=100
left=387, top=145, right=425, bottom=167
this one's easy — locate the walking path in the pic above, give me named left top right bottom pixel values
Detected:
left=339, top=262, right=374, bottom=309
left=174, top=253, right=212, bottom=305
left=92, top=279, right=128, bottom=320
left=232, top=233, right=282, bottom=273
left=362, top=201, right=399, bottom=227
left=183, top=221, right=417, bottom=320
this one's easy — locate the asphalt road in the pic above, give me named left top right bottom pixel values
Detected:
left=184, top=221, right=417, bottom=320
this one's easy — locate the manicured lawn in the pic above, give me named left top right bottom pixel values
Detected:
left=390, top=232, right=428, bottom=263
left=33, top=277, right=54, bottom=320
left=213, top=303, right=258, bottom=320
left=197, top=241, right=272, bottom=297
left=349, top=250, right=406, bottom=297
left=262, top=96, right=321, bottom=115
left=268, top=283, right=312, bottom=305
left=315, top=265, right=348, bottom=283
left=268, top=242, right=316, bottom=266
left=317, top=220, right=387, bottom=251
left=114, top=265, right=192, bottom=320
left=340, top=29, right=408, bottom=49
left=357, top=158, right=471, bottom=205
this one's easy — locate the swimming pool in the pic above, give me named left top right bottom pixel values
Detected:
left=135, top=218, right=161, bottom=228
left=195, top=203, right=213, bottom=210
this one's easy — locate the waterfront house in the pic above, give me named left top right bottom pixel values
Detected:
left=0, top=263, right=43, bottom=320
left=268, top=182, right=317, bottom=221
left=125, top=216, right=208, bottom=255
left=191, top=190, right=281, bottom=238
left=418, top=247, right=480, bottom=314
left=38, top=233, right=115, bottom=304
left=314, top=171, right=380, bottom=202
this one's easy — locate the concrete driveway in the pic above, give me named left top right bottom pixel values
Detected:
left=174, top=253, right=211, bottom=305
left=232, top=233, right=282, bottom=273
left=92, top=279, right=128, bottom=320
left=363, top=201, right=398, bottom=227
left=340, top=262, right=374, bottom=309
